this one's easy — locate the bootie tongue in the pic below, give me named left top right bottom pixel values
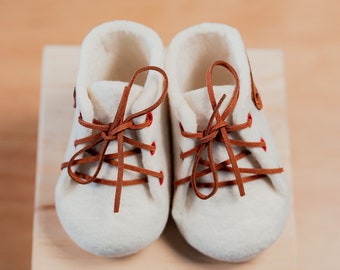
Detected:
left=89, top=81, right=143, bottom=124
left=183, top=85, right=236, bottom=131
left=183, top=84, right=253, bottom=180
left=86, top=81, right=144, bottom=180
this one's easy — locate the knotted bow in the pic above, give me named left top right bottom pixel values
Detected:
left=61, top=66, right=168, bottom=212
left=174, top=60, right=283, bottom=199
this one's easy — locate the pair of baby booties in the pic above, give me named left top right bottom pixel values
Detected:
left=55, top=20, right=290, bottom=263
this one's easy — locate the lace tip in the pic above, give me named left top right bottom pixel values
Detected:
left=238, top=183, right=246, bottom=196
left=113, top=204, right=120, bottom=213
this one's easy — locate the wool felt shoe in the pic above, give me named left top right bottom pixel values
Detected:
left=55, top=21, right=171, bottom=257
left=166, top=23, right=290, bottom=262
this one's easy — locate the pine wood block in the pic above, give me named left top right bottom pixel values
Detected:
left=32, top=46, right=297, bottom=269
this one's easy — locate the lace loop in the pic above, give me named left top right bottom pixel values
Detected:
left=174, top=60, right=283, bottom=199
left=61, top=66, right=168, bottom=213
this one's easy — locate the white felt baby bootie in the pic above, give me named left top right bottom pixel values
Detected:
left=167, top=23, right=290, bottom=262
left=55, top=21, right=170, bottom=257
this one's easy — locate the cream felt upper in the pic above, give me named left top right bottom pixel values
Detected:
left=55, top=21, right=170, bottom=257
left=167, top=23, right=290, bottom=262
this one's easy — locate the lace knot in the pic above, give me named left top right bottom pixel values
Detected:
left=100, top=121, right=133, bottom=141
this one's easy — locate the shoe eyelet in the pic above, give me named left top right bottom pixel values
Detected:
left=150, top=141, right=156, bottom=155
left=247, top=113, right=252, bottom=127
left=159, top=171, right=164, bottom=185
left=179, top=151, right=184, bottom=160
left=261, top=138, right=267, bottom=152
left=146, top=112, right=153, bottom=127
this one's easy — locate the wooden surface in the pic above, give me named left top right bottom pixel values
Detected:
left=1, top=1, right=339, bottom=269
left=31, top=47, right=296, bottom=269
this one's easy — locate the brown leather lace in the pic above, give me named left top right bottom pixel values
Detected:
left=174, top=60, right=283, bottom=199
left=61, top=66, right=168, bottom=213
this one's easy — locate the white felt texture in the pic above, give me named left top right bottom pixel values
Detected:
left=55, top=21, right=170, bottom=257
left=166, top=23, right=290, bottom=262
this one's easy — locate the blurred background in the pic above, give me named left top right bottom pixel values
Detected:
left=0, top=0, right=339, bottom=269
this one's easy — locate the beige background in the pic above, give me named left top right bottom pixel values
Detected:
left=0, top=0, right=339, bottom=269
